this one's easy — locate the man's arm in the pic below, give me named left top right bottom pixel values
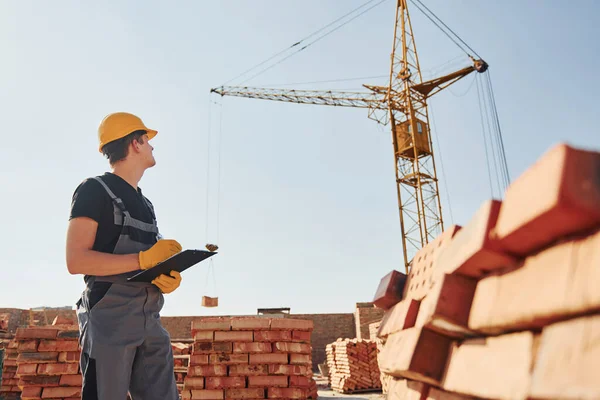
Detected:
left=66, top=217, right=140, bottom=276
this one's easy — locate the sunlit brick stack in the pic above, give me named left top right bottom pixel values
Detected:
left=172, top=342, right=192, bottom=396
left=372, top=143, right=600, bottom=400
left=368, top=321, right=390, bottom=394
left=325, top=338, right=381, bottom=393
left=0, top=339, right=21, bottom=399
left=13, top=319, right=82, bottom=400
left=181, top=316, right=318, bottom=400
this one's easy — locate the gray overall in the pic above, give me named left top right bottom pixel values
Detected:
left=75, top=176, right=178, bottom=400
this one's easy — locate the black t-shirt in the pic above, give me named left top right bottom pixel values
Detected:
left=69, top=172, right=156, bottom=253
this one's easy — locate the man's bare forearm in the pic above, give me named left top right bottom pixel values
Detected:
left=67, top=250, right=140, bottom=276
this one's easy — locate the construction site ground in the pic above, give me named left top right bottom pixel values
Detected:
left=313, top=374, right=384, bottom=400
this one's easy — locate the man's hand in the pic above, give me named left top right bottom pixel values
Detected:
left=152, top=271, right=182, bottom=294
left=139, top=239, right=182, bottom=270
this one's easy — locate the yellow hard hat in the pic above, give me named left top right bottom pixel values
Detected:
left=98, top=112, right=158, bottom=152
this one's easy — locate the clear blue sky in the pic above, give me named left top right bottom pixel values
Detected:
left=1, top=1, right=598, bottom=317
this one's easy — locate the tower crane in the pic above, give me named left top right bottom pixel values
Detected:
left=211, top=0, right=492, bottom=274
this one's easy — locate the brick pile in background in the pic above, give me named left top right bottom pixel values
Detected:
left=325, top=338, right=381, bottom=393
left=181, top=316, right=318, bottom=400
left=172, top=342, right=192, bottom=396
left=372, top=142, right=600, bottom=400
left=13, top=321, right=82, bottom=400
left=0, top=339, right=20, bottom=399
left=368, top=321, right=390, bottom=394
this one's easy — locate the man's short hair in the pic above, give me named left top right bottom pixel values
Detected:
left=101, top=130, right=147, bottom=165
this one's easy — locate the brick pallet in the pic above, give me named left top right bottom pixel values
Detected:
left=12, top=323, right=82, bottom=400
left=368, top=321, right=390, bottom=394
left=325, top=338, right=381, bottom=394
left=182, top=316, right=318, bottom=400
left=372, top=143, right=600, bottom=400
left=172, top=342, right=192, bottom=396
left=0, top=339, right=21, bottom=399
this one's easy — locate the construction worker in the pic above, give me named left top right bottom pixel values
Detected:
left=66, top=112, right=182, bottom=400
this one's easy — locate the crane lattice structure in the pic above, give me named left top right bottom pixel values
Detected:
left=212, top=0, right=491, bottom=273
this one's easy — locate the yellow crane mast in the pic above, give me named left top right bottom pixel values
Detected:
left=211, top=0, right=488, bottom=273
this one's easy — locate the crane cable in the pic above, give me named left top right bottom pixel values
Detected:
left=409, top=0, right=511, bottom=194
left=408, top=0, right=481, bottom=59
left=204, top=95, right=225, bottom=300
left=219, top=0, right=389, bottom=87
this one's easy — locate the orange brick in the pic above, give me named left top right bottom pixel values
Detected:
left=291, top=331, right=311, bottom=343
left=231, top=317, right=271, bottom=330
left=268, top=364, right=309, bottom=376
left=443, top=331, right=535, bottom=400
left=38, top=339, right=79, bottom=352
left=188, top=389, right=224, bottom=399
left=437, top=199, right=516, bottom=277
left=267, top=387, right=306, bottom=399
left=37, top=363, right=78, bottom=375
left=16, top=363, right=38, bottom=376
left=377, top=299, right=420, bottom=337
left=206, top=376, right=246, bottom=389
left=58, top=351, right=80, bottom=363
left=248, top=375, right=288, bottom=388
left=225, top=388, right=264, bottom=399
left=56, top=329, right=79, bottom=339
left=233, top=342, right=272, bottom=354
left=15, top=327, right=58, bottom=340
left=228, top=364, right=268, bottom=376
left=415, top=273, right=477, bottom=338
left=469, top=228, right=600, bottom=334
left=253, top=331, right=292, bottom=342
left=209, top=353, right=249, bottom=364
left=289, top=354, right=310, bottom=365
left=41, top=386, right=81, bottom=398
left=192, top=318, right=231, bottom=332
left=373, top=270, right=408, bottom=310
left=193, top=342, right=233, bottom=354
left=214, top=331, right=253, bottom=342
left=17, top=351, right=59, bottom=363
left=388, top=379, right=429, bottom=400
left=17, top=340, right=39, bottom=352
left=270, top=319, right=313, bottom=331
left=184, top=376, right=205, bottom=389
left=272, top=342, right=310, bottom=354
left=194, top=331, right=215, bottom=341
left=530, top=314, right=600, bottom=399
left=59, top=374, right=82, bottom=386
left=403, top=225, right=462, bottom=301
left=492, top=143, right=600, bottom=257
left=379, top=327, right=451, bottom=386
left=20, top=386, right=42, bottom=398
left=190, top=354, right=210, bottom=365
left=427, top=387, right=474, bottom=400
left=188, top=364, right=228, bottom=377
left=289, top=376, right=310, bottom=388
left=249, top=353, right=287, bottom=364
left=18, top=375, right=60, bottom=386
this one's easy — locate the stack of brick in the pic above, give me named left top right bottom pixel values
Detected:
left=181, top=316, right=318, bottom=400
left=13, top=322, right=82, bottom=400
left=172, top=342, right=191, bottom=395
left=372, top=143, right=600, bottom=400
left=325, top=338, right=381, bottom=393
left=0, top=339, right=21, bottom=399
left=368, top=321, right=390, bottom=394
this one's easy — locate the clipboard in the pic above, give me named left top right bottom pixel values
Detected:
left=127, top=249, right=217, bottom=283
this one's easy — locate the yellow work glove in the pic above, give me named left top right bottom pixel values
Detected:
left=138, top=239, right=182, bottom=270
left=152, top=271, right=182, bottom=294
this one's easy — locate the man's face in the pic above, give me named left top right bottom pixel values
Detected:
left=135, top=134, right=156, bottom=168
